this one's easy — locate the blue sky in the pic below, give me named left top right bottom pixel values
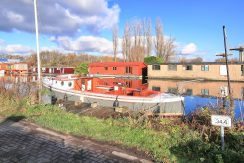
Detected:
left=0, top=0, right=243, bottom=61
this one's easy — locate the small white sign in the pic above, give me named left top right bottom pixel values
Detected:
left=211, top=115, right=231, bottom=127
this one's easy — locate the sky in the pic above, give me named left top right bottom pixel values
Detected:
left=0, top=0, right=243, bottom=61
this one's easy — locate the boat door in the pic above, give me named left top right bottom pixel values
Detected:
left=87, top=80, right=92, bottom=90
left=81, top=84, right=85, bottom=91
left=81, top=79, right=86, bottom=91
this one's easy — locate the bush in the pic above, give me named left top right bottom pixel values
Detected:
left=74, top=63, right=88, bottom=75
left=144, top=56, right=163, bottom=65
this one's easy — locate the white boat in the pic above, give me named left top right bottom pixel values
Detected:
left=42, top=75, right=184, bottom=115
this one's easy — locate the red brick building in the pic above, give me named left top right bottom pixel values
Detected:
left=88, top=62, right=147, bottom=78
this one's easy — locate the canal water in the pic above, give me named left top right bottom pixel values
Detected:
left=0, top=74, right=243, bottom=120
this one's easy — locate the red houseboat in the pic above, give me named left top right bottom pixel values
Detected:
left=88, top=62, right=147, bottom=78
left=42, top=74, right=184, bottom=114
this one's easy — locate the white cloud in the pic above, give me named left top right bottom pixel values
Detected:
left=53, top=36, right=113, bottom=54
left=181, top=43, right=197, bottom=54
left=0, top=0, right=120, bottom=35
left=0, top=43, right=33, bottom=55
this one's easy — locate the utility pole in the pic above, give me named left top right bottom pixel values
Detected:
left=34, top=0, right=42, bottom=101
left=222, top=26, right=234, bottom=117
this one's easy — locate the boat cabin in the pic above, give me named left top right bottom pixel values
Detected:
left=88, top=62, right=147, bottom=78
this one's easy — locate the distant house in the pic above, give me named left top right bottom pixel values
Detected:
left=11, top=63, right=29, bottom=74
left=88, top=62, right=147, bottom=78
left=148, top=62, right=244, bottom=81
left=0, top=63, right=9, bottom=70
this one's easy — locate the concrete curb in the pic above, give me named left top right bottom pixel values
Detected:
left=112, top=151, right=138, bottom=161
left=112, top=151, right=153, bottom=163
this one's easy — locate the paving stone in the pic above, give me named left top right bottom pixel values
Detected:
left=0, top=118, right=150, bottom=163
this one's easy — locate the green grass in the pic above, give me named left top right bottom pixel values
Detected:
left=0, top=97, right=243, bottom=162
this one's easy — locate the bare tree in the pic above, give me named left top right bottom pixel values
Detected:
left=112, top=25, right=118, bottom=62
left=162, top=36, right=176, bottom=62
left=154, top=18, right=176, bottom=63
left=155, top=18, right=164, bottom=58
left=128, top=18, right=150, bottom=62
left=122, top=38, right=126, bottom=62
left=121, top=17, right=175, bottom=62
left=132, top=19, right=143, bottom=61
left=143, top=18, right=152, bottom=56
left=122, top=22, right=132, bottom=62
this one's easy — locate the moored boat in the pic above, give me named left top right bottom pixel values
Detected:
left=42, top=74, right=184, bottom=115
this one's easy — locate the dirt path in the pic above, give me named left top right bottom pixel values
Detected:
left=0, top=116, right=152, bottom=163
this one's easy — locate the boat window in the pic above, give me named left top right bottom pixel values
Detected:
left=201, top=89, right=209, bottom=96
left=241, top=65, right=244, bottom=76
left=125, top=66, right=132, bottom=73
left=201, top=65, right=209, bottom=71
left=68, top=82, right=72, bottom=87
left=104, top=67, right=108, bottom=70
left=185, top=89, right=193, bottom=95
left=81, top=80, right=85, bottom=84
left=241, top=88, right=244, bottom=99
left=113, top=67, right=117, bottom=70
left=61, top=81, right=64, bottom=86
left=183, top=65, right=193, bottom=71
left=152, top=65, right=160, bottom=70
left=152, top=86, right=161, bottom=91
left=125, top=81, right=132, bottom=88
left=168, top=64, right=177, bottom=71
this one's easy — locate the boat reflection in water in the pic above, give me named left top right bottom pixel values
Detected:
left=148, top=79, right=244, bottom=119
left=0, top=74, right=38, bottom=97
left=43, top=75, right=184, bottom=116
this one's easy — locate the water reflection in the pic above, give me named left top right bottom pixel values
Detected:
left=148, top=79, right=244, bottom=119
left=0, top=74, right=38, bottom=83
left=148, top=79, right=244, bottom=99
left=0, top=74, right=38, bottom=99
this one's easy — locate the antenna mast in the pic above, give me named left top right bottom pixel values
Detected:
left=222, top=25, right=234, bottom=116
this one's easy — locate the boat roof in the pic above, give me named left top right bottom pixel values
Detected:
left=89, top=62, right=146, bottom=67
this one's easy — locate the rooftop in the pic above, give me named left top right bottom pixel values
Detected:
left=89, top=62, right=146, bottom=67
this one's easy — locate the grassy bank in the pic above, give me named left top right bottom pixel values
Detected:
left=0, top=88, right=243, bottom=162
